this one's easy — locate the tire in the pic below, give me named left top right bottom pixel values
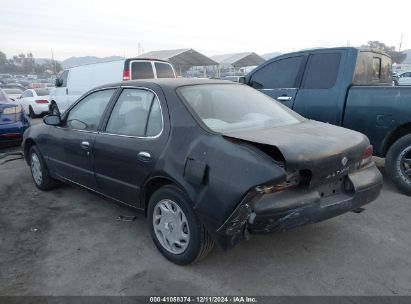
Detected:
left=385, top=134, right=411, bottom=196
left=28, top=106, right=36, bottom=118
left=147, top=185, right=214, bottom=265
left=50, top=102, right=60, bottom=115
left=29, top=145, right=58, bottom=191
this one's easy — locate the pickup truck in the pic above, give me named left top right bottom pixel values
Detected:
left=242, top=47, right=411, bottom=195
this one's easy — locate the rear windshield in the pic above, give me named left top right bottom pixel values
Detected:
left=353, top=52, right=392, bottom=85
left=155, top=62, right=175, bottom=78
left=178, top=84, right=303, bottom=133
left=131, top=61, right=154, bottom=79
left=35, top=89, right=49, bottom=96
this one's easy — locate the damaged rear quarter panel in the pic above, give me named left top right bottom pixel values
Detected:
left=149, top=86, right=286, bottom=248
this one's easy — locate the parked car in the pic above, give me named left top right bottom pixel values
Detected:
left=18, top=89, right=50, bottom=118
left=392, top=72, right=399, bottom=85
left=397, top=71, right=411, bottom=86
left=28, top=83, right=46, bottom=89
left=242, top=47, right=411, bottom=195
left=0, top=83, right=27, bottom=92
left=0, top=88, right=30, bottom=147
left=49, top=58, right=176, bottom=115
left=22, top=79, right=382, bottom=264
left=3, top=88, right=23, bottom=100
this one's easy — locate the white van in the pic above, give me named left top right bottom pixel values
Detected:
left=49, top=58, right=176, bottom=114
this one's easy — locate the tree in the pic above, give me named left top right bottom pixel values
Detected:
left=362, top=41, right=406, bottom=64
left=0, top=51, right=62, bottom=75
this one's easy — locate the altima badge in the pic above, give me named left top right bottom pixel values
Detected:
left=341, top=157, right=348, bottom=166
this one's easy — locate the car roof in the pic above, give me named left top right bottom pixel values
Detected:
left=93, top=78, right=240, bottom=91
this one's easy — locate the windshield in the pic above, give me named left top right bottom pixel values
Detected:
left=178, top=84, right=303, bottom=133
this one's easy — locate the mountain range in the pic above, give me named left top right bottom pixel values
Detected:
left=402, top=49, right=411, bottom=64
left=60, top=56, right=124, bottom=69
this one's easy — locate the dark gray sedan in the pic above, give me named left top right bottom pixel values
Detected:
left=22, top=79, right=382, bottom=264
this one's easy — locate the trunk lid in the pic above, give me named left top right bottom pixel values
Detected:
left=223, top=120, right=369, bottom=184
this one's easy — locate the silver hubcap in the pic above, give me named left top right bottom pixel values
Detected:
left=31, top=153, right=42, bottom=185
left=153, top=199, right=190, bottom=254
left=398, top=146, right=411, bottom=183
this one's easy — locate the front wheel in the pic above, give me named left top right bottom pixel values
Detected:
left=386, top=134, right=411, bottom=195
left=29, top=146, right=58, bottom=191
left=147, top=185, right=214, bottom=265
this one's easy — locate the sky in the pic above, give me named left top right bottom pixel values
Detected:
left=0, top=0, right=409, bottom=60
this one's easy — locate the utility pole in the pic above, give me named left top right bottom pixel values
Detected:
left=399, top=33, right=403, bottom=52
left=51, top=50, right=56, bottom=75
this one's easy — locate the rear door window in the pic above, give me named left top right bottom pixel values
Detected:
left=301, top=53, right=341, bottom=89
left=250, top=56, right=304, bottom=89
left=154, top=62, right=175, bottom=78
left=131, top=62, right=154, bottom=79
left=105, top=88, right=162, bottom=137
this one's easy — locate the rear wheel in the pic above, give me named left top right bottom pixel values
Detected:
left=50, top=102, right=60, bottom=115
left=28, top=106, right=36, bottom=118
left=29, top=146, right=58, bottom=191
left=386, top=134, right=411, bottom=195
left=147, top=185, right=214, bottom=265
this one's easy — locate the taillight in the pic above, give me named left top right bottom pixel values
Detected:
left=359, top=145, right=373, bottom=168
left=123, top=69, right=130, bottom=81
left=35, top=100, right=49, bottom=104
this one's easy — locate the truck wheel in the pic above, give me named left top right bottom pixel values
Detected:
left=386, top=134, right=411, bottom=196
left=147, top=185, right=214, bottom=265
left=50, top=102, right=60, bottom=115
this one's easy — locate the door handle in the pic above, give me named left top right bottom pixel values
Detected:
left=137, top=151, right=151, bottom=162
left=277, top=96, right=293, bottom=101
left=80, top=141, right=90, bottom=150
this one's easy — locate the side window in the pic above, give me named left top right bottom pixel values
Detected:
left=302, top=53, right=341, bottom=89
left=65, top=89, right=115, bottom=131
left=131, top=62, right=154, bottom=79
left=106, top=88, right=162, bottom=137
left=22, top=91, right=33, bottom=98
left=250, top=56, right=303, bottom=89
left=155, top=62, right=175, bottom=78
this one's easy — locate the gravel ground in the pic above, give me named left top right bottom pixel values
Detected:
left=0, top=119, right=410, bottom=296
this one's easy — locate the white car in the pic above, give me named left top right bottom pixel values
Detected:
left=2, top=88, right=23, bottom=100
left=18, top=89, right=50, bottom=118
left=49, top=58, right=176, bottom=114
left=397, top=71, right=411, bottom=86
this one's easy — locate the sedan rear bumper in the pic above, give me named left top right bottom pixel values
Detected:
left=216, top=163, right=382, bottom=248
left=250, top=164, right=382, bottom=233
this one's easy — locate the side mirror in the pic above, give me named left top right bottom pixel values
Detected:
left=43, top=114, right=61, bottom=126
left=238, top=76, right=246, bottom=84
left=55, top=78, right=63, bottom=87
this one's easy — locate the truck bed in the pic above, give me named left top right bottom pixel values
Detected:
left=343, top=86, right=411, bottom=156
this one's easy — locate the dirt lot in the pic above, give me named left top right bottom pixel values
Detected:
left=0, top=119, right=411, bottom=296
